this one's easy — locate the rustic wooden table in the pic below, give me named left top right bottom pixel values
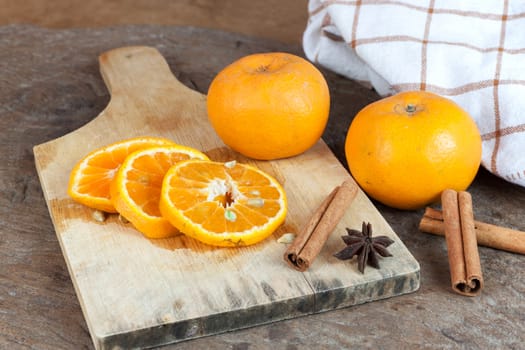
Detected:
left=1, top=24, right=524, bottom=349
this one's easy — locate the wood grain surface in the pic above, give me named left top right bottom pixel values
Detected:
left=3, top=25, right=524, bottom=350
left=33, top=46, right=419, bottom=349
left=0, top=0, right=307, bottom=44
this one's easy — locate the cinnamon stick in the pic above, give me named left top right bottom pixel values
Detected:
left=441, top=189, right=483, bottom=296
left=284, top=179, right=358, bottom=271
left=419, top=207, right=525, bottom=255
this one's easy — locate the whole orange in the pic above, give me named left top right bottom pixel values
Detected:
left=345, top=91, right=482, bottom=210
left=207, top=52, right=330, bottom=160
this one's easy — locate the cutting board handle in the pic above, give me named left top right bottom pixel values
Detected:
left=98, top=46, right=192, bottom=98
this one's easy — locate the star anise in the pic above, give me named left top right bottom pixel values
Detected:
left=333, top=222, right=394, bottom=273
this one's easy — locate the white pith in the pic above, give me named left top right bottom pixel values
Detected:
left=206, top=177, right=244, bottom=207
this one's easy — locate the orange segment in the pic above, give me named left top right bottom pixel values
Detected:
left=159, top=159, right=287, bottom=247
left=110, top=145, right=209, bottom=239
left=68, top=136, right=176, bottom=212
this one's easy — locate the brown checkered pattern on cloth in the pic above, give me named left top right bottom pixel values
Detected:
left=304, top=0, right=525, bottom=187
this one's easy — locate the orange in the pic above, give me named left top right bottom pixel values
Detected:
left=207, top=52, right=330, bottom=160
left=159, top=159, right=287, bottom=247
left=109, top=145, right=209, bottom=239
left=345, top=91, right=482, bottom=210
left=68, top=136, right=176, bottom=213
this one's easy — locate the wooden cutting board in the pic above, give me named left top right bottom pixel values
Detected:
left=33, top=46, right=420, bottom=350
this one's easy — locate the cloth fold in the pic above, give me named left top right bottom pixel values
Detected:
left=304, top=0, right=525, bottom=187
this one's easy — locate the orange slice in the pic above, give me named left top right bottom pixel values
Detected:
left=110, top=145, right=209, bottom=239
left=159, top=159, right=288, bottom=247
left=68, top=136, right=176, bottom=213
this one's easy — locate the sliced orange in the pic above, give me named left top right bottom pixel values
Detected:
left=68, top=136, right=176, bottom=213
left=110, top=145, right=209, bottom=239
left=159, top=159, right=288, bottom=247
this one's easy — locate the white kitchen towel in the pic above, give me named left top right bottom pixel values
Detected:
left=304, top=0, right=525, bottom=187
